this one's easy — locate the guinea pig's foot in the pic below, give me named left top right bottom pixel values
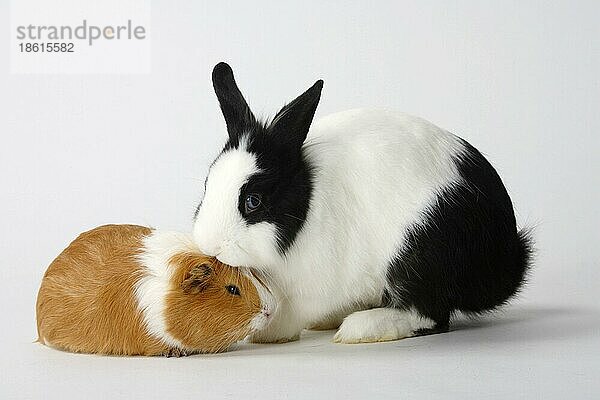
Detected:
left=164, top=347, right=190, bottom=357
left=333, top=307, right=437, bottom=344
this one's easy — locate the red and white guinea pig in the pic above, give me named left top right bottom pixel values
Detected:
left=36, top=224, right=275, bottom=356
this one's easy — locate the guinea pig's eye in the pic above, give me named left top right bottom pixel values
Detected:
left=244, top=193, right=262, bottom=214
left=225, top=285, right=241, bottom=296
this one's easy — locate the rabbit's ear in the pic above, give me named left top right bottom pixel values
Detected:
left=269, top=80, right=323, bottom=151
left=212, top=62, right=256, bottom=141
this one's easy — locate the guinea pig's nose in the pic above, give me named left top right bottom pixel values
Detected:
left=262, top=307, right=271, bottom=318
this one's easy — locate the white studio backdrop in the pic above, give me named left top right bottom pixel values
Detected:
left=0, top=1, right=598, bottom=399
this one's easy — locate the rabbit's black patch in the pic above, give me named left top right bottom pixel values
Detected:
left=211, top=63, right=322, bottom=254
left=382, top=140, right=533, bottom=329
left=238, top=139, right=315, bottom=254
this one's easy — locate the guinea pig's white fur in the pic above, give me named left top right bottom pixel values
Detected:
left=36, top=224, right=275, bottom=356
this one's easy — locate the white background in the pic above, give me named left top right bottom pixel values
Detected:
left=1, top=1, right=599, bottom=399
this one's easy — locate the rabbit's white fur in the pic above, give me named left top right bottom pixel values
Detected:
left=194, top=147, right=281, bottom=267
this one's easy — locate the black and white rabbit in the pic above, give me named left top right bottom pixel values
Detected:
left=193, top=62, right=532, bottom=344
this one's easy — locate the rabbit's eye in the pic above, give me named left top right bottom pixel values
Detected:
left=244, top=193, right=262, bottom=213
left=225, top=285, right=241, bottom=296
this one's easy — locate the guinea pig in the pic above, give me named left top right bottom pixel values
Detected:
left=36, top=224, right=275, bottom=356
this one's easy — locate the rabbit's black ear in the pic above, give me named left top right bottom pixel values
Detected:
left=212, top=62, right=256, bottom=141
left=269, top=80, right=323, bottom=151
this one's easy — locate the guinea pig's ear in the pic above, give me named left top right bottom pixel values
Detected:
left=212, top=62, right=257, bottom=142
left=269, top=79, right=323, bottom=152
left=181, top=263, right=213, bottom=294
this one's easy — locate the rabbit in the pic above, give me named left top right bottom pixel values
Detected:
left=36, top=224, right=275, bottom=356
left=192, top=62, right=532, bottom=344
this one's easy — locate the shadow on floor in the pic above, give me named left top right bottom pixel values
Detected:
left=203, top=304, right=600, bottom=357
left=446, top=305, right=600, bottom=343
